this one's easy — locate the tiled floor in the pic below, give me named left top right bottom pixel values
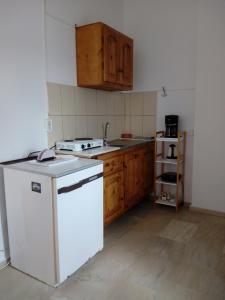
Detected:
left=1, top=200, right=225, bottom=300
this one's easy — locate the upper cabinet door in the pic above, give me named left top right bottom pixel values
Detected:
left=103, top=27, right=120, bottom=84
left=76, top=22, right=133, bottom=91
left=119, top=37, right=133, bottom=87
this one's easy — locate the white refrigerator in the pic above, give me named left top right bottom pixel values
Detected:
left=4, top=158, right=103, bottom=286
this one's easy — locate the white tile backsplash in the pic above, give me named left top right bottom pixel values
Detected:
left=62, top=116, right=76, bottom=140
left=130, top=92, right=143, bottom=115
left=143, top=91, right=157, bottom=115
left=130, top=116, right=143, bottom=136
left=114, top=116, right=125, bottom=138
left=75, top=88, right=87, bottom=115
left=97, top=116, right=108, bottom=139
left=75, top=116, right=88, bottom=138
left=113, top=92, right=125, bottom=115
left=96, top=90, right=108, bottom=115
left=76, top=87, right=97, bottom=115
left=85, top=91, right=97, bottom=116
left=142, top=116, right=156, bottom=136
left=61, top=85, right=76, bottom=115
left=48, top=116, right=63, bottom=147
left=48, top=82, right=62, bottom=116
left=107, top=93, right=116, bottom=115
left=125, top=91, right=156, bottom=137
left=87, top=116, right=98, bottom=138
left=47, top=82, right=157, bottom=145
left=124, top=115, right=131, bottom=132
left=124, top=93, right=131, bottom=115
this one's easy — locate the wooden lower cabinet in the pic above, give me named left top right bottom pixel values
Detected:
left=97, top=142, right=154, bottom=225
left=104, top=170, right=124, bottom=225
left=140, top=146, right=154, bottom=197
left=124, top=149, right=142, bottom=210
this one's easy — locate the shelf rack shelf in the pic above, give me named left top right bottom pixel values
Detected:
left=155, top=180, right=177, bottom=186
left=155, top=158, right=183, bottom=165
left=155, top=198, right=176, bottom=207
left=153, top=131, right=186, bottom=212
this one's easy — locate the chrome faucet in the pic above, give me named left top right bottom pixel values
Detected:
left=103, top=122, right=110, bottom=146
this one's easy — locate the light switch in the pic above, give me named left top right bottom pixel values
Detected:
left=45, top=118, right=53, bottom=132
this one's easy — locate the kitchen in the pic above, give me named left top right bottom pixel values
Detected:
left=0, top=0, right=225, bottom=299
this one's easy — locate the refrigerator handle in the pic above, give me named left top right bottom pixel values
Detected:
left=58, top=181, right=83, bottom=194
left=58, top=172, right=103, bottom=194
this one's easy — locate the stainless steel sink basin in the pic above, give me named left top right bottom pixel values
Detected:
left=108, top=144, right=125, bottom=148
left=108, top=139, right=135, bottom=148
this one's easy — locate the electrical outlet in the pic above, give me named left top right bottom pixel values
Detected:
left=45, top=118, right=53, bottom=132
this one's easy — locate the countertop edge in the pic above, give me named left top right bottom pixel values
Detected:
left=3, top=158, right=103, bottom=178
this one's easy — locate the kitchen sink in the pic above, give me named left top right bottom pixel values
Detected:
left=108, top=138, right=151, bottom=149
left=108, top=144, right=126, bottom=148
left=108, top=139, right=136, bottom=148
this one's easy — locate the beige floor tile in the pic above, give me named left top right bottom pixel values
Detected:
left=52, top=278, right=113, bottom=300
left=133, top=212, right=172, bottom=236
left=1, top=201, right=225, bottom=300
left=144, top=236, right=185, bottom=265
left=107, top=280, right=155, bottom=300
left=0, top=267, right=53, bottom=300
left=154, top=281, right=195, bottom=300
left=173, top=262, right=212, bottom=294
left=126, top=253, right=175, bottom=290
left=85, top=244, right=138, bottom=281
left=116, top=229, right=155, bottom=255
left=159, top=219, right=198, bottom=243
left=183, top=240, right=221, bottom=271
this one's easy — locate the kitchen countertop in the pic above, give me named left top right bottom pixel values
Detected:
left=3, top=156, right=103, bottom=178
left=57, top=138, right=154, bottom=159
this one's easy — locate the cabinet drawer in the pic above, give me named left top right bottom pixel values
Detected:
left=104, top=155, right=123, bottom=175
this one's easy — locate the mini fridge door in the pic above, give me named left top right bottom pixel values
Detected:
left=54, top=164, right=103, bottom=284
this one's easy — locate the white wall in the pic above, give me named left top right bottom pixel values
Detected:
left=192, top=0, right=225, bottom=212
left=45, top=0, right=124, bottom=86
left=0, top=0, right=47, bottom=264
left=123, top=0, right=196, bottom=132
left=123, top=0, right=196, bottom=92
left=123, top=0, right=197, bottom=203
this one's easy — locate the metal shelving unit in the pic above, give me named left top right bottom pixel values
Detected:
left=154, top=131, right=186, bottom=212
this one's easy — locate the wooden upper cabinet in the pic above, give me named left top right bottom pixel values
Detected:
left=119, top=36, right=133, bottom=87
left=103, top=26, right=120, bottom=84
left=76, top=22, right=133, bottom=91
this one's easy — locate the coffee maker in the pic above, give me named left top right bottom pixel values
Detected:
left=165, top=115, right=179, bottom=138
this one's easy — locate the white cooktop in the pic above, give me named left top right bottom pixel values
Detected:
left=56, top=146, right=120, bottom=158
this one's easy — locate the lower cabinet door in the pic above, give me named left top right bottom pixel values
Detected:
left=124, top=151, right=140, bottom=209
left=140, top=150, right=151, bottom=197
left=104, top=170, right=124, bottom=224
